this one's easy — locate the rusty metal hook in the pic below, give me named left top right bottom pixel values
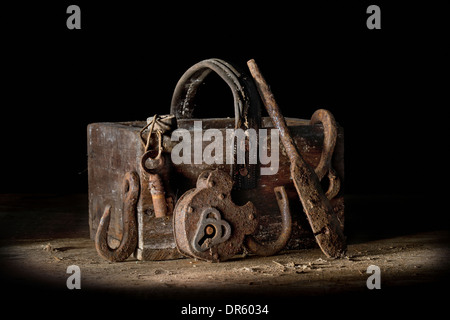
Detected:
left=95, top=171, right=140, bottom=262
left=310, top=109, right=341, bottom=200
left=245, top=186, right=292, bottom=256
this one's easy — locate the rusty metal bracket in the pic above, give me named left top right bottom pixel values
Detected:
left=95, top=171, right=139, bottom=262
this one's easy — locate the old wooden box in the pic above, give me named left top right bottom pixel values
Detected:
left=87, top=117, right=344, bottom=260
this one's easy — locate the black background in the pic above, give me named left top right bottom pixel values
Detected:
left=2, top=1, right=446, bottom=230
left=2, top=1, right=445, bottom=197
left=0, top=0, right=448, bottom=305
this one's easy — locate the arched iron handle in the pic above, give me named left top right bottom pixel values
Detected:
left=95, top=171, right=139, bottom=262
left=170, top=58, right=262, bottom=130
left=245, top=186, right=292, bottom=256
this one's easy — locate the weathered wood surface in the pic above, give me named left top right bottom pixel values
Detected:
left=87, top=123, right=154, bottom=256
left=87, top=117, right=344, bottom=259
left=136, top=215, right=182, bottom=261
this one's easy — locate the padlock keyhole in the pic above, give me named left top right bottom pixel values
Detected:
left=192, top=207, right=232, bottom=252
left=205, top=225, right=216, bottom=237
left=197, top=225, right=216, bottom=248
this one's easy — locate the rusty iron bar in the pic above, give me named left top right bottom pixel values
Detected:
left=247, top=59, right=346, bottom=258
left=148, top=173, right=168, bottom=218
left=245, top=185, right=292, bottom=256
left=95, top=171, right=139, bottom=262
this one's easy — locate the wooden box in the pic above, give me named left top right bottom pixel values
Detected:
left=87, top=117, right=344, bottom=260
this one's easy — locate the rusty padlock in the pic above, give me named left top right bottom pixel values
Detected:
left=173, top=169, right=292, bottom=262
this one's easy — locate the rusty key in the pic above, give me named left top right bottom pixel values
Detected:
left=247, top=59, right=346, bottom=258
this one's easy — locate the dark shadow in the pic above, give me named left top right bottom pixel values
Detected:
left=344, top=194, right=449, bottom=244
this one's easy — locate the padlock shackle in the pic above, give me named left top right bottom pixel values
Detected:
left=245, top=186, right=292, bottom=257
left=170, top=58, right=261, bottom=129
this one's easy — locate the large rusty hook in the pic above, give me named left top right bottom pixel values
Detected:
left=310, top=109, right=341, bottom=200
left=245, top=186, right=292, bottom=256
left=95, top=171, right=140, bottom=262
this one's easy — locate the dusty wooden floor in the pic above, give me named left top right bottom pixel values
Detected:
left=0, top=194, right=449, bottom=307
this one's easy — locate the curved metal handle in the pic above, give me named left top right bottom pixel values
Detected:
left=310, top=109, right=341, bottom=200
left=245, top=186, right=292, bottom=256
left=170, top=58, right=261, bottom=129
left=95, top=171, right=140, bottom=262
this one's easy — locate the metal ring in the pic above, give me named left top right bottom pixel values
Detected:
left=140, top=149, right=164, bottom=174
